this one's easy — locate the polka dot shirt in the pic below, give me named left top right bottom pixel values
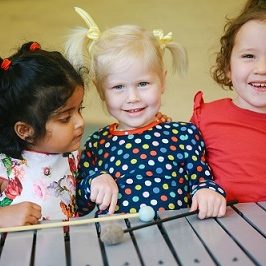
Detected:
left=77, top=121, right=225, bottom=215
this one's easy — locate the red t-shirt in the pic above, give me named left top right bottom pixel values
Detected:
left=191, top=91, right=266, bottom=202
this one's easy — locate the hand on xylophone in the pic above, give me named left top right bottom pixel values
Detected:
left=100, top=200, right=238, bottom=245
left=0, top=205, right=155, bottom=233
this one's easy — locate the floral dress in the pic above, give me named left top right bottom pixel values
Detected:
left=0, top=150, right=79, bottom=221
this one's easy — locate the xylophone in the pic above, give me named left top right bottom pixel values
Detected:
left=0, top=202, right=266, bottom=266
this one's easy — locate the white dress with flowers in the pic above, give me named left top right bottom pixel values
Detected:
left=0, top=150, right=79, bottom=221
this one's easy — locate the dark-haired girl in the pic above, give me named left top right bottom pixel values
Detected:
left=0, top=42, right=85, bottom=227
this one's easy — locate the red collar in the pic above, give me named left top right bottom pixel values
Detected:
left=109, top=119, right=162, bottom=136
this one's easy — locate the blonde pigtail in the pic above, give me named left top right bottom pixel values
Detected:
left=65, top=27, right=91, bottom=70
left=165, top=42, right=188, bottom=77
left=153, top=29, right=188, bottom=77
left=65, top=7, right=101, bottom=75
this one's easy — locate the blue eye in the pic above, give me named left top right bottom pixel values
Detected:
left=113, top=84, right=124, bottom=90
left=139, top=82, right=149, bottom=87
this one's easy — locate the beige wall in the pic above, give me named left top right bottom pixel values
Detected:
left=0, top=0, right=245, bottom=128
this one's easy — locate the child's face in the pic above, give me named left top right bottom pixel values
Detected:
left=228, top=20, right=266, bottom=113
left=103, top=59, right=165, bottom=131
left=31, top=86, right=85, bottom=153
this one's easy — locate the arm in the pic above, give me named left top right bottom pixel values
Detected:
left=0, top=202, right=41, bottom=227
left=0, top=160, right=42, bottom=227
left=185, top=123, right=226, bottom=219
left=77, top=135, right=118, bottom=216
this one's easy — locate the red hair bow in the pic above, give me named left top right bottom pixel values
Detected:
left=30, top=42, right=41, bottom=51
left=1, top=58, right=11, bottom=71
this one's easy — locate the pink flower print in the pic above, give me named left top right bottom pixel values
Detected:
left=0, top=177, right=8, bottom=194
left=5, top=177, right=23, bottom=200
left=33, top=180, right=48, bottom=199
left=43, top=167, right=51, bottom=176
left=12, top=165, right=25, bottom=181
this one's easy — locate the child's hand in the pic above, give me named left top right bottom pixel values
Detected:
left=0, top=202, right=42, bottom=228
left=90, top=173, right=118, bottom=214
left=156, top=112, right=172, bottom=122
left=190, top=188, right=226, bottom=219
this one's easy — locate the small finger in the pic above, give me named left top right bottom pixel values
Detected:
left=99, top=194, right=112, bottom=211
left=206, top=201, right=214, bottom=218
left=198, top=202, right=208, bottom=219
left=90, top=187, right=98, bottom=202
left=108, top=194, right=118, bottom=214
left=32, top=203, right=42, bottom=212
left=218, top=201, right=227, bottom=217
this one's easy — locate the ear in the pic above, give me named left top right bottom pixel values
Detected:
left=14, top=122, right=35, bottom=142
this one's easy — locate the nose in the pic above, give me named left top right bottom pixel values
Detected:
left=255, top=57, right=266, bottom=74
left=127, top=87, right=140, bottom=103
left=74, top=112, right=85, bottom=130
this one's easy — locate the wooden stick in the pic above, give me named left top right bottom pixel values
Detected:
left=0, top=212, right=139, bottom=233
left=124, top=200, right=238, bottom=233
left=0, top=201, right=238, bottom=234
left=124, top=209, right=198, bottom=233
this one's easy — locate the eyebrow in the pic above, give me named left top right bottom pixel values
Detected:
left=51, top=100, right=83, bottom=117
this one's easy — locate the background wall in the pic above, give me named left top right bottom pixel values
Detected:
left=0, top=0, right=245, bottom=139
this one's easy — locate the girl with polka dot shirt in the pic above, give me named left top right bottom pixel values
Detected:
left=65, top=8, right=226, bottom=219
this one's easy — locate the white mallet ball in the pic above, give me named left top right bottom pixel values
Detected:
left=138, top=206, right=155, bottom=222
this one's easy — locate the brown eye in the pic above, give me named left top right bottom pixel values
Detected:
left=242, top=54, right=254, bottom=59
left=79, top=106, right=85, bottom=113
left=59, top=116, right=71, bottom=123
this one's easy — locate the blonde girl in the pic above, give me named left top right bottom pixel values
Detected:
left=66, top=8, right=226, bottom=219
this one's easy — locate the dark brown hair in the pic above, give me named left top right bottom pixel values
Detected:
left=211, top=0, right=266, bottom=90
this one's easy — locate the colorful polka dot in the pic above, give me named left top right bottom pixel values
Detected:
left=77, top=121, right=225, bottom=214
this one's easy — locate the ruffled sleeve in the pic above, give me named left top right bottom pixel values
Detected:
left=190, top=91, right=205, bottom=128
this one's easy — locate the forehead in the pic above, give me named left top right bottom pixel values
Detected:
left=235, top=20, right=266, bottom=45
left=107, top=53, right=161, bottom=76
left=106, top=58, right=161, bottom=83
left=52, top=86, right=84, bottom=115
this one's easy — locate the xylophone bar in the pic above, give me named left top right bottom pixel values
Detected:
left=0, top=202, right=265, bottom=266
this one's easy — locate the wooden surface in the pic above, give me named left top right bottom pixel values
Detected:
left=0, top=202, right=265, bottom=266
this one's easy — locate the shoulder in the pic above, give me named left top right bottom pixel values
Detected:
left=193, top=91, right=231, bottom=111
left=162, top=121, right=200, bottom=134
left=84, top=125, right=110, bottom=143
left=191, top=91, right=232, bottom=127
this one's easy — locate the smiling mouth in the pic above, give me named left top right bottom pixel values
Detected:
left=125, top=107, right=145, bottom=113
left=250, top=82, right=266, bottom=89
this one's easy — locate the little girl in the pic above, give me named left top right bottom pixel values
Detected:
left=0, top=41, right=85, bottom=227
left=191, top=0, right=266, bottom=202
left=65, top=8, right=226, bottom=219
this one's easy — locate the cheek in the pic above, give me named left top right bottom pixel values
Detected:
left=106, top=95, right=121, bottom=109
left=148, top=92, right=162, bottom=106
left=43, top=129, right=52, bottom=140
